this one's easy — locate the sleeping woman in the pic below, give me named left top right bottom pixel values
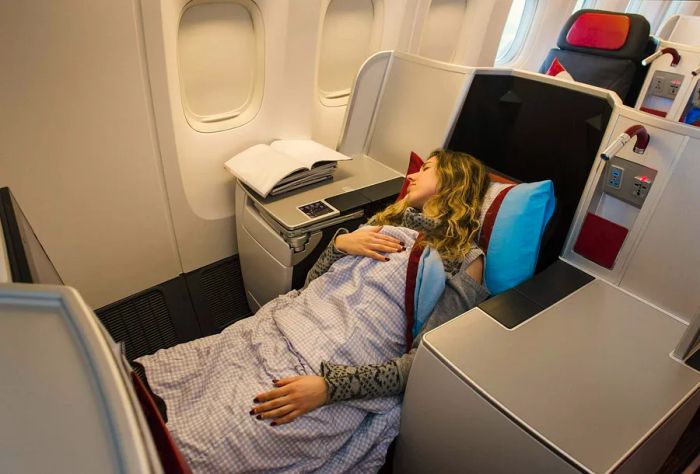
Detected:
left=137, top=149, right=491, bottom=473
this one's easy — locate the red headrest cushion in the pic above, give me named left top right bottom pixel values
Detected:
left=566, top=12, right=630, bottom=50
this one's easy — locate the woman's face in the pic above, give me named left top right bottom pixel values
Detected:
left=406, top=156, right=439, bottom=209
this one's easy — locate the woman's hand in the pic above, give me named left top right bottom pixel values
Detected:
left=250, top=375, right=328, bottom=426
left=335, top=226, right=405, bottom=261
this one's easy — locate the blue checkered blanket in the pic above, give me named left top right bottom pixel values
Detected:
left=139, top=226, right=436, bottom=473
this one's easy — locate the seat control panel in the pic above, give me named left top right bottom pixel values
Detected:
left=603, top=156, right=657, bottom=208
left=649, top=71, right=684, bottom=99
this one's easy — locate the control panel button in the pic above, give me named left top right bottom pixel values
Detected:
left=608, top=165, right=624, bottom=189
left=298, top=200, right=335, bottom=218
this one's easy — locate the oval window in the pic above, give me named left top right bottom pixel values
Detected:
left=178, top=0, right=264, bottom=132
left=318, top=0, right=380, bottom=106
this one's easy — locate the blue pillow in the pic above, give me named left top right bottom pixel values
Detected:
left=479, top=180, right=556, bottom=294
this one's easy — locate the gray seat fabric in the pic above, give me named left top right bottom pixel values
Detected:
left=539, top=49, right=637, bottom=100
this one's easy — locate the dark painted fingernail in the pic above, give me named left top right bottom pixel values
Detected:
left=249, top=409, right=255, bottom=415
left=253, top=397, right=259, bottom=403
left=385, top=257, right=390, bottom=261
left=401, top=246, right=406, bottom=251
left=256, top=414, right=262, bottom=420
left=271, top=421, right=277, bottom=427
left=400, top=241, right=405, bottom=246
left=272, top=379, right=278, bottom=383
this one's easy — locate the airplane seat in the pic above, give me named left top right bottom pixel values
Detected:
left=538, top=9, right=651, bottom=106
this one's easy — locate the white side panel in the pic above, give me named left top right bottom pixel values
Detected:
left=667, top=14, right=700, bottom=45
left=562, top=110, right=687, bottom=285
left=0, top=1, right=181, bottom=307
left=562, top=107, right=700, bottom=323
left=365, top=53, right=472, bottom=172
left=634, top=41, right=700, bottom=122
left=395, top=347, right=580, bottom=474
left=142, top=0, right=321, bottom=272
left=337, top=51, right=392, bottom=156
left=620, top=136, right=700, bottom=324
left=234, top=183, right=293, bottom=311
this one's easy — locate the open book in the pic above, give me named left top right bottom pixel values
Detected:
left=224, top=140, right=352, bottom=197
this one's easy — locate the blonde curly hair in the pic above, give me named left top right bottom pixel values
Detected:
left=371, top=149, right=490, bottom=262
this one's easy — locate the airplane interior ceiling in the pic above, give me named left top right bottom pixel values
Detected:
left=1, top=0, right=700, bottom=309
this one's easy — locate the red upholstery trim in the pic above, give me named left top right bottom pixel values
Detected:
left=488, top=172, right=517, bottom=185
left=397, top=151, right=425, bottom=201
left=546, top=57, right=568, bottom=77
left=640, top=106, right=668, bottom=118
left=478, top=185, right=515, bottom=251
left=573, top=212, right=628, bottom=269
left=404, top=235, right=424, bottom=351
left=566, top=13, right=630, bottom=50
left=131, top=372, right=192, bottom=474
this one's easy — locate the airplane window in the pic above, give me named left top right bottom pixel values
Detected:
left=495, top=0, right=539, bottom=65
left=419, top=0, right=468, bottom=62
left=178, top=0, right=264, bottom=132
left=318, top=0, right=380, bottom=106
left=573, top=0, right=597, bottom=11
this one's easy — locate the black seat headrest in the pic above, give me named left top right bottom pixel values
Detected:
left=556, top=9, right=650, bottom=60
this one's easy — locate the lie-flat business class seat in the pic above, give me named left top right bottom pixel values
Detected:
left=539, top=9, right=653, bottom=105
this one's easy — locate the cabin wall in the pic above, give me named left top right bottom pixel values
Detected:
left=146, top=0, right=419, bottom=276
left=0, top=0, right=181, bottom=308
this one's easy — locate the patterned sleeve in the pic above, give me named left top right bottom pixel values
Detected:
left=321, top=350, right=415, bottom=402
left=321, top=250, right=489, bottom=404
left=303, top=228, right=350, bottom=288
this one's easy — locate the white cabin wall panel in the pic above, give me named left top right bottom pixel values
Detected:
left=366, top=55, right=471, bottom=172
left=593, top=0, right=630, bottom=12
left=406, top=0, right=512, bottom=67
left=620, top=136, right=700, bottom=324
left=418, top=0, right=468, bottom=62
left=382, top=0, right=419, bottom=51
left=403, top=0, right=431, bottom=55
left=451, top=0, right=512, bottom=67
left=395, top=0, right=424, bottom=52
left=143, top=0, right=320, bottom=272
left=0, top=0, right=181, bottom=308
left=312, top=0, right=412, bottom=149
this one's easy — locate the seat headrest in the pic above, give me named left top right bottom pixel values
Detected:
left=557, top=9, right=650, bottom=60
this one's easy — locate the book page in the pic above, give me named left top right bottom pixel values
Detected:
left=224, top=144, right=305, bottom=197
left=270, top=140, right=351, bottom=168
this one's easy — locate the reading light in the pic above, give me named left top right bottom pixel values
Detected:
left=600, top=125, right=650, bottom=161
left=642, top=47, right=681, bottom=67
